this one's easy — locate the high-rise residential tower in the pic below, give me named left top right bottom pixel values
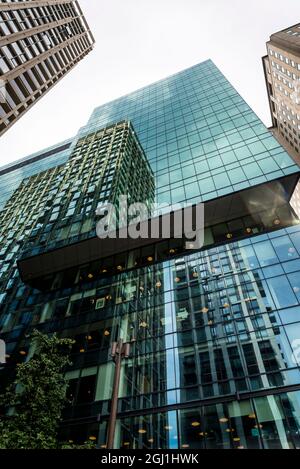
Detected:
left=263, top=23, right=300, bottom=164
left=1, top=61, right=300, bottom=449
left=0, top=0, right=94, bottom=137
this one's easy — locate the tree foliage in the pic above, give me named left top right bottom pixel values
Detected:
left=0, top=330, right=91, bottom=449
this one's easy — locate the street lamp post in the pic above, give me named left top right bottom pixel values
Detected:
left=106, top=339, right=131, bottom=449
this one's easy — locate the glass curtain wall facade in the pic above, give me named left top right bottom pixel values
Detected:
left=1, top=61, right=300, bottom=449
left=0, top=138, right=73, bottom=209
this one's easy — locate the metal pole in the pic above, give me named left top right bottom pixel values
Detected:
left=106, top=339, right=123, bottom=449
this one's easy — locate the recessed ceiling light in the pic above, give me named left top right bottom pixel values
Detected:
left=219, top=418, right=229, bottom=423
left=191, top=421, right=201, bottom=427
left=140, top=322, right=148, bottom=328
left=138, top=429, right=147, bottom=434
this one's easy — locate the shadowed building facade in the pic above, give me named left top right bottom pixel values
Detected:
left=1, top=61, right=300, bottom=449
left=0, top=0, right=94, bottom=136
left=263, top=23, right=300, bottom=165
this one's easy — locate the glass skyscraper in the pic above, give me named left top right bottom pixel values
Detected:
left=0, top=138, right=73, bottom=209
left=1, top=60, right=300, bottom=449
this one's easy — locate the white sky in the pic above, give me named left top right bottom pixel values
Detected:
left=0, top=0, right=299, bottom=166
